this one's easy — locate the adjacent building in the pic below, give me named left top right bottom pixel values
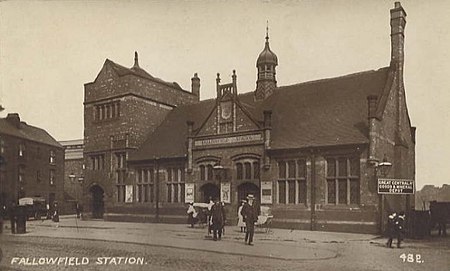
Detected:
left=60, top=139, right=84, bottom=213
left=0, top=113, right=64, bottom=208
left=82, top=2, right=415, bottom=233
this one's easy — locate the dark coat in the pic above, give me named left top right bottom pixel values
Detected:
left=240, top=203, right=259, bottom=225
left=210, top=203, right=226, bottom=230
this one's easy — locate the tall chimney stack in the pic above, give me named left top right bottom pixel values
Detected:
left=191, top=73, right=200, bottom=99
left=390, top=2, right=407, bottom=68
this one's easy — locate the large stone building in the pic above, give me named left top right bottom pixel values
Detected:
left=82, top=2, right=415, bottom=233
left=0, top=113, right=64, bottom=207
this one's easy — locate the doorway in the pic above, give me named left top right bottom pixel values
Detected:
left=238, top=182, right=259, bottom=203
left=200, top=183, right=219, bottom=203
left=90, top=185, right=104, bottom=219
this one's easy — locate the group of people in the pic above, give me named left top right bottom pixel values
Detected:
left=187, top=194, right=260, bottom=245
left=386, top=211, right=406, bottom=248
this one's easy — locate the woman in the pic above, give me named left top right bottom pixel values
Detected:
left=187, top=202, right=198, bottom=228
left=237, top=200, right=246, bottom=232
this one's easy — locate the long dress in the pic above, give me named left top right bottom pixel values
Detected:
left=237, top=205, right=245, bottom=227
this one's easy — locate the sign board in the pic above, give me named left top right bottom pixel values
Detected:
left=260, top=181, right=273, bottom=204
left=378, top=178, right=414, bottom=194
left=125, top=185, right=134, bottom=203
left=185, top=183, right=195, bottom=203
left=220, top=182, right=231, bottom=203
left=194, top=134, right=262, bottom=147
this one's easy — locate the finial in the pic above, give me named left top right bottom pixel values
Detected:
left=133, top=51, right=139, bottom=68
left=266, top=20, right=269, bottom=42
left=216, top=73, right=221, bottom=83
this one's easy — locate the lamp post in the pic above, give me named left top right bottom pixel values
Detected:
left=213, top=164, right=228, bottom=203
left=372, top=156, right=393, bottom=234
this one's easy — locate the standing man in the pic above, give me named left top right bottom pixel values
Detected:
left=9, top=201, right=16, bottom=234
left=395, top=212, right=406, bottom=248
left=241, top=194, right=259, bottom=246
left=210, top=199, right=226, bottom=241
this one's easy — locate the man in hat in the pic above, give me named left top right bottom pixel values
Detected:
left=210, top=199, right=226, bottom=241
left=240, top=194, right=259, bottom=245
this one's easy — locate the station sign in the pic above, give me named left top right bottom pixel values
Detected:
left=194, top=133, right=262, bottom=147
left=378, top=178, right=414, bottom=194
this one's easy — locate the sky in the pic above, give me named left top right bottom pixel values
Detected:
left=0, top=0, right=449, bottom=190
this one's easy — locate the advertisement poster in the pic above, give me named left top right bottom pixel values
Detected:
left=260, top=181, right=273, bottom=204
left=125, top=185, right=133, bottom=203
left=185, top=183, right=195, bottom=203
left=220, top=182, right=230, bottom=203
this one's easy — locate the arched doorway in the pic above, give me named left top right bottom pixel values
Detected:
left=238, top=182, right=259, bottom=203
left=200, top=183, right=219, bottom=203
left=90, top=185, right=104, bottom=219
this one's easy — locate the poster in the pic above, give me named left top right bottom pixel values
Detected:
left=260, top=181, right=273, bottom=204
left=185, top=183, right=195, bottom=203
left=125, top=185, right=133, bottom=203
left=220, top=182, right=230, bottom=203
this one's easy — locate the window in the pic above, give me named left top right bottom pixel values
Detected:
left=18, top=166, right=25, bottom=184
left=19, top=143, right=25, bottom=157
left=207, top=165, right=213, bottom=181
left=277, top=159, right=307, bottom=204
left=50, top=150, right=56, bottom=164
left=326, top=157, right=360, bottom=205
left=115, top=152, right=127, bottom=202
left=136, top=168, right=154, bottom=203
left=166, top=167, right=185, bottom=203
left=95, top=101, right=120, bottom=121
left=235, top=160, right=260, bottom=180
left=200, top=165, right=206, bottom=181
left=0, top=138, right=5, bottom=155
left=49, top=169, right=55, bottom=185
left=90, top=154, right=105, bottom=170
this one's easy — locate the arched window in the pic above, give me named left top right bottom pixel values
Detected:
left=236, top=163, right=243, bottom=180
left=244, top=162, right=252, bottom=179
left=207, top=165, right=214, bottom=181
left=200, top=165, right=206, bottom=181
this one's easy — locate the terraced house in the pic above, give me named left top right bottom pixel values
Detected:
left=83, top=2, right=415, bottom=233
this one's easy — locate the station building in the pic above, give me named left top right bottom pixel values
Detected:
left=82, top=2, right=415, bottom=233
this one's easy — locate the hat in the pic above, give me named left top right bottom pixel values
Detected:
left=246, top=194, right=255, bottom=200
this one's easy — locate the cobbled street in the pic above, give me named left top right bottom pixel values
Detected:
left=0, top=218, right=448, bottom=271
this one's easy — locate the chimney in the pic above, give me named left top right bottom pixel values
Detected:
left=232, top=70, right=237, bottom=96
left=367, top=96, right=379, bottom=164
left=191, top=73, right=200, bottom=98
left=367, top=95, right=378, bottom=119
left=216, top=73, right=221, bottom=100
left=390, top=2, right=407, bottom=67
left=6, top=113, right=21, bottom=129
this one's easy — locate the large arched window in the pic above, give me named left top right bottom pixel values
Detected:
left=235, top=159, right=260, bottom=181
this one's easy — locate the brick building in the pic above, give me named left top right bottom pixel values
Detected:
left=83, top=53, right=199, bottom=218
left=60, top=139, right=84, bottom=214
left=83, top=2, right=415, bottom=233
left=0, top=113, right=64, bottom=208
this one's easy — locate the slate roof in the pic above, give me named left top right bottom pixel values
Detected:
left=129, top=67, right=391, bottom=162
left=103, top=59, right=184, bottom=90
left=0, top=118, right=62, bottom=148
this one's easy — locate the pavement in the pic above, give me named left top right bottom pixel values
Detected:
left=2, top=215, right=380, bottom=261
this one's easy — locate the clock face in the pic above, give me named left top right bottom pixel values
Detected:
left=221, top=101, right=232, bottom=120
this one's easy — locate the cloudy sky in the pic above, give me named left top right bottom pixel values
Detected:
left=0, top=0, right=449, bottom=189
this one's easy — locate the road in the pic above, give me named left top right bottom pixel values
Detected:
left=0, top=218, right=448, bottom=271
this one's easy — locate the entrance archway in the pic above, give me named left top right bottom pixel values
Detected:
left=238, top=182, right=259, bottom=203
left=90, top=185, right=104, bottom=219
left=200, top=183, right=219, bottom=203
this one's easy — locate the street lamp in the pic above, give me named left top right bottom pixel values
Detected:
left=372, top=155, right=393, bottom=234
left=213, top=164, right=229, bottom=203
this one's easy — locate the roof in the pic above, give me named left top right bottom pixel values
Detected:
left=100, top=59, right=185, bottom=91
left=129, top=67, right=391, bottom=161
left=0, top=118, right=62, bottom=148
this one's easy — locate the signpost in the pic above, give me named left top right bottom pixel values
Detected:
left=378, top=178, right=414, bottom=194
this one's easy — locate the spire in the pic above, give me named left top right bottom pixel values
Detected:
left=133, top=51, right=139, bottom=68
left=266, top=20, right=269, bottom=44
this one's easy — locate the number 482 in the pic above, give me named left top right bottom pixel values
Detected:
left=400, top=253, right=424, bottom=263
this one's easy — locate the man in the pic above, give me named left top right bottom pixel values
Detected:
left=386, top=212, right=397, bottom=248
left=395, top=212, right=406, bottom=248
left=9, top=201, right=17, bottom=234
left=210, top=199, right=226, bottom=241
left=240, top=194, right=259, bottom=245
